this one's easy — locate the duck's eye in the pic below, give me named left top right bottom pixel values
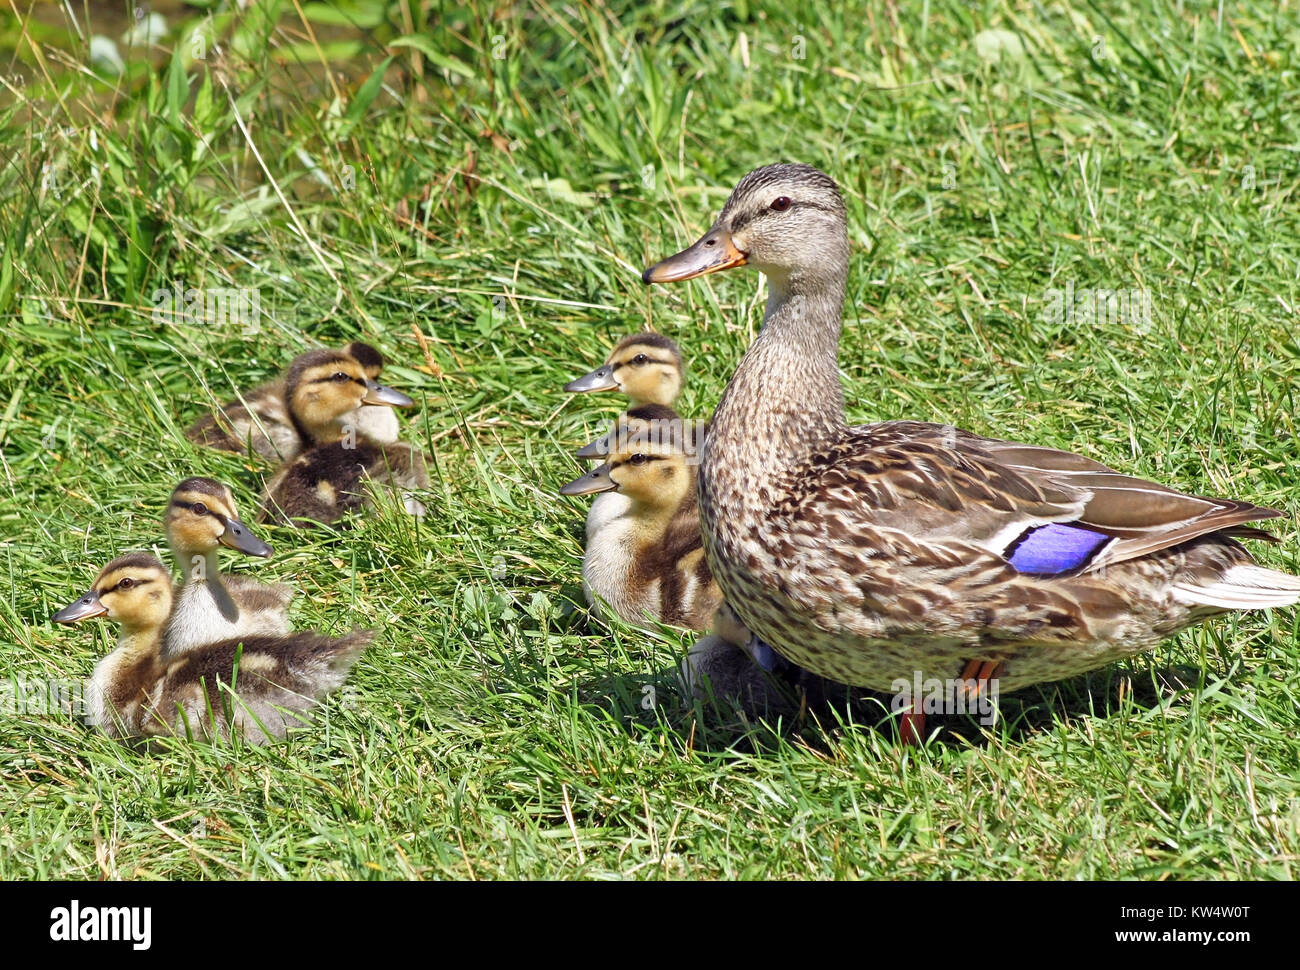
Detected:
left=629, top=454, right=649, bottom=465
left=332, top=371, right=351, bottom=382
left=117, top=578, right=135, bottom=590
left=192, top=502, right=208, bottom=515
left=770, top=196, right=792, bottom=212
left=632, top=354, right=649, bottom=365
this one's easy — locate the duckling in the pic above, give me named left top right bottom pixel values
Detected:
left=258, top=350, right=427, bottom=526
left=186, top=342, right=408, bottom=461
left=680, top=602, right=801, bottom=717
left=164, top=477, right=292, bottom=657
left=682, top=602, right=869, bottom=721
left=52, top=553, right=371, bottom=744
left=559, top=407, right=719, bottom=630
left=579, top=407, right=854, bottom=712
left=564, top=333, right=684, bottom=407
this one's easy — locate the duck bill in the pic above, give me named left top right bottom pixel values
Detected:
left=642, top=228, right=747, bottom=284
left=563, top=364, right=618, bottom=395
left=52, top=589, right=107, bottom=624
left=363, top=378, right=414, bottom=408
left=575, top=433, right=612, bottom=460
left=559, top=464, right=617, bottom=496
left=219, top=517, right=274, bottom=558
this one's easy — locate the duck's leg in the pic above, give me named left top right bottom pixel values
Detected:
left=899, top=701, right=925, bottom=745
left=958, top=660, right=1003, bottom=699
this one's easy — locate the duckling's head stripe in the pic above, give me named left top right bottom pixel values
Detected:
left=286, top=349, right=356, bottom=391
left=611, top=332, right=682, bottom=364
left=170, top=477, right=230, bottom=502
left=624, top=404, right=681, bottom=424
left=100, top=552, right=166, bottom=576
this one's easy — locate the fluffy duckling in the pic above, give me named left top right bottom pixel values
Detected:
left=559, top=406, right=719, bottom=630
left=52, top=553, right=371, bottom=743
left=259, top=350, right=427, bottom=526
left=681, top=602, right=867, bottom=720
left=165, top=477, right=292, bottom=657
left=186, top=342, right=408, bottom=461
left=564, top=333, right=684, bottom=407
left=680, top=602, right=800, bottom=717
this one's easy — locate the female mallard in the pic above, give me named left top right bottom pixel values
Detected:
left=643, top=163, right=1300, bottom=735
left=52, top=553, right=371, bottom=744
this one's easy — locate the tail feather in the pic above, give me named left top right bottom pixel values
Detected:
left=1172, top=564, right=1300, bottom=610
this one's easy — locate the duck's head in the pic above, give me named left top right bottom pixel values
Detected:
left=52, top=553, right=174, bottom=634
left=285, top=348, right=413, bottom=444
left=642, top=163, right=847, bottom=296
left=564, top=334, right=684, bottom=406
left=560, top=410, right=694, bottom=510
left=166, top=477, right=273, bottom=560
left=575, top=403, right=700, bottom=461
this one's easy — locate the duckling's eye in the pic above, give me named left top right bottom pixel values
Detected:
left=770, top=196, right=792, bottom=212
left=117, top=578, right=135, bottom=590
left=632, top=354, right=649, bottom=365
left=629, top=454, right=649, bottom=465
left=192, top=502, right=208, bottom=515
left=332, top=371, right=351, bottom=382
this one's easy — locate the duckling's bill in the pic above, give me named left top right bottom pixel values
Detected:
left=560, top=464, right=616, bottom=496
left=642, top=228, right=746, bottom=284
left=575, top=433, right=612, bottom=460
left=363, top=379, right=414, bottom=408
left=218, top=516, right=274, bottom=557
left=563, top=364, right=619, bottom=394
left=52, top=589, right=107, bottom=624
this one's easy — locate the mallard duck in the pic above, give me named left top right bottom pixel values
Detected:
left=559, top=404, right=720, bottom=630
left=564, top=333, right=684, bottom=407
left=164, top=477, right=293, bottom=657
left=643, top=163, right=1300, bottom=739
left=52, top=553, right=370, bottom=743
left=186, top=342, right=408, bottom=460
left=258, top=350, right=427, bottom=526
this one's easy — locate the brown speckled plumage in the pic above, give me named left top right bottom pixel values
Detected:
left=644, top=163, right=1300, bottom=694
left=260, top=439, right=429, bottom=527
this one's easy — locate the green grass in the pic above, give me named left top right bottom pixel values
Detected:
left=1, top=0, right=1299, bottom=879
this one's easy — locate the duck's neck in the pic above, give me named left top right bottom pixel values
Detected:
left=705, top=277, right=848, bottom=488
left=173, top=547, right=240, bottom=622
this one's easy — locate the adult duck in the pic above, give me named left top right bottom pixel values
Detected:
left=643, top=163, right=1299, bottom=737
